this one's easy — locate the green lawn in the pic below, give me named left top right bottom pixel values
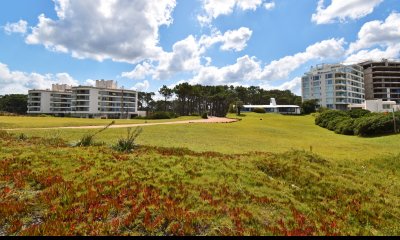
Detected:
left=0, top=116, right=199, bottom=129
left=8, top=113, right=400, bottom=161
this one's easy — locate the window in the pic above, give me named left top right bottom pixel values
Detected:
left=325, top=74, right=333, bottom=79
left=383, top=104, right=391, bottom=110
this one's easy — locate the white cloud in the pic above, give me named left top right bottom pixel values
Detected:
left=264, top=1, right=275, bottom=11
left=200, top=27, right=253, bottom=52
left=344, top=13, right=400, bottom=63
left=189, top=55, right=262, bottom=85
left=187, top=38, right=345, bottom=86
left=123, top=27, right=253, bottom=80
left=260, top=77, right=302, bottom=95
left=3, top=20, right=28, bottom=35
left=121, top=61, right=155, bottom=80
left=312, top=0, right=383, bottom=24
left=198, top=0, right=263, bottom=25
left=345, top=44, right=400, bottom=63
left=132, top=80, right=150, bottom=91
left=348, top=12, right=400, bottom=54
left=0, top=62, right=79, bottom=95
left=260, top=38, right=345, bottom=80
left=25, top=0, right=177, bottom=63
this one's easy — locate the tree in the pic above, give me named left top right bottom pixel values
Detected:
left=159, top=85, right=173, bottom=111
left=301, top=99, right=319, bottom=114
left=0, top=94, right=28, bottom=115
left=236, top=101, right=244, bottom=116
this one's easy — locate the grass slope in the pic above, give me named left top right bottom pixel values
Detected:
left=0, top=116, right=199, bottom=129
left=8, top=113, right=400, bottom=161
left=0, top=133, right=399, bottom=236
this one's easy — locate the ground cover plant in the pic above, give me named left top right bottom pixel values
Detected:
left=0, top=129, right=399, bottom=236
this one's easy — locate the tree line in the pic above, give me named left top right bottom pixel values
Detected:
left=0, top=94, right=28, bottom=115
left=138, top=83, right=302, bottom=117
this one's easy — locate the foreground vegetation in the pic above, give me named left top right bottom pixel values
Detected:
left=0, top=130, right=399, bottom=236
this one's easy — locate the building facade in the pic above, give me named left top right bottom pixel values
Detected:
left=361, top=59, right=400, bottom=104
left=302, top=64, right=365, bottom=110
left=242, top=98, right=301, bottom=115
left=348, top=99, right=400, bottom=113
left=28, top=80, right=138, bottom=118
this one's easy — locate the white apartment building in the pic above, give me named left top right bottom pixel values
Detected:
left=302, top=64, right=365, bottom=110
left=28, top=80, right=138, bottom=119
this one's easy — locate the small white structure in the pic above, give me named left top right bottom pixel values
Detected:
left=348, top=99, right=400, bottom=113
left=242, top=98, right=301, bottom=115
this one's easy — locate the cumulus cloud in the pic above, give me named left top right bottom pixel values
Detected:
left=260, top=38, right=345, bottom=80
left=0, top=62, right=79, bottom=95
left=3, top=20, right=28, bottom=35
left=199, top=27, right=253, bottom=52
left=123, top=28, right=253, bottom=80
left=25, top=0, right=176, bottom=63
left=260, top=77, right=302, bottom=95
left=345, top=44, right=400, bottom=63
left=344, top=13, right=400, bottom=63
left=264, top=1, right=275, bottom=11
left=312, top=0, right=383, bottom=24
left=198, top=0, right=263, bottom=25
left=132, top=80, right=150, bottom=91
left=186, top=38, right=345, bottom=86
left=348, top=12, right=400, bottom=53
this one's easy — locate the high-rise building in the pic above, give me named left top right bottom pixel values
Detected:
left=28, top=80, right=138, bottom=118
left=361, top=59, right=400, bottom=104
left=302, top=64, right=365, bottom=110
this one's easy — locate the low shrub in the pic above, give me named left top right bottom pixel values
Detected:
left=334, top=118, right=355, bottom=135
left=148, top=112, right=178, bottom=119
left=353, top=114, right=400, bottom=136
left=315, top=110, right=348, bottom=128
left=114, top=127, right=142, bottom=152
left=252, top=108, right=266, bottom=114
left=202, top=112, right=208, bottom=119
left=75, top=121, right=115, bottom=147
left=347, top=109, right=371, bottom=118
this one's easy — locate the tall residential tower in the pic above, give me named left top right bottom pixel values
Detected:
left=302, top=64, right=365, bottom=110
left=361, top=59, right=400, bottom=104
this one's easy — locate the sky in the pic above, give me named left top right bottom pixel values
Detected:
left=0, top=0, right=399, bottom=96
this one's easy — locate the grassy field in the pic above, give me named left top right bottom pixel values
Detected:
left=1, top=113, right=400, bottom=235
left=7, top=113, right=400, bottom=161
left=0, top=116, right=199, bottom=129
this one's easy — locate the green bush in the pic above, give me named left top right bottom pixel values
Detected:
left=150, top=112, right=172, bottom=119
left=347, top=109, right=371, bottom=118
left=252, top=108, right=266, bottom=114
left=114, top=127, right=142, bottom=152
left=354, top=114, right=400, bottom=136
left=334, top=118, right=355, bottom=135
left=148, top=111, right=178, bottom=119
left=315, top=110, right=348, bottom=128
left=326, top=116, right=351, bottom=131
left=202, top=112, right=208, bottom=119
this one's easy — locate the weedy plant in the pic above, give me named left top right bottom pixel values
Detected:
left=75, top=121, right=115, bottom=147
left=113, top=127, right=142, bottom=152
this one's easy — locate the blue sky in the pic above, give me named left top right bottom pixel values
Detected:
left=0, top=0, right=399, bottom=96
